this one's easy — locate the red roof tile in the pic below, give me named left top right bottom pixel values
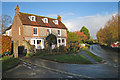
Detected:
left=19, top=12, right=67, bottom=29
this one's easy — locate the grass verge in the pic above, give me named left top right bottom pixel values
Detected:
left=45, top=54, right=92, bottom=64
left=2, top=57, right=20, bottom=71
left=82, top=47, right=103, bottom=62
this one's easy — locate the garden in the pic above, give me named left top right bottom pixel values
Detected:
left=2, top=36, right=20, bottom=71
left=24, top=29, right=103, bottom=64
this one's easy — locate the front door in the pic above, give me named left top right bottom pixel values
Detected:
left=37, top=40, right=42, bottom=49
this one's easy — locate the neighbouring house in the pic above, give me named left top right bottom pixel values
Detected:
left=4, top=5, right=67, bottom=57
left=3, top=25, right=12, bottom=36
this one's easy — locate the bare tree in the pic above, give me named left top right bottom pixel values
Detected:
left=0, top=15, right=12, bottom=35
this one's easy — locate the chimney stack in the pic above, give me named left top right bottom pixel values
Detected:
left=15, top=5, right=19, bottom=15
left=57, top=15, right=61, bottom=21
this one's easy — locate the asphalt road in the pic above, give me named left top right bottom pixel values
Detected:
left=89, top=44, right=118, bottom=67
left=2, top=44, right=119, bottom=79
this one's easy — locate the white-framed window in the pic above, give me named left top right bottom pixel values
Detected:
left=58, top=29, right=61, bottom=36
left=57, top=38, right=66, bottom=47
left=62, top=39, right=65, bottom=43
left=47, top=28, right=51, bottom=35
left=58, top=39, right=61, bottom=43
left=53, top=20, right=58, bottom=25
left=42, top=18, right=48, bottom=23
left=33, top=27, right=38, bottom=36
left=28, top=16, right=36, bottom=21
left=19, top=27, right=21, bottom=35
left=31, top=39, right=35, bottom=45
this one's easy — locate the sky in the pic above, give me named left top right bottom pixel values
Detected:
left=2, top=2, right=118, bottom=39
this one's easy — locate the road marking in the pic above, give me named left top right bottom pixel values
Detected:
left=67, top=76, right=73, bottom=78
left=6, top=65, right=22, bottom=73
left=27, top=66, right=32, bottom=69
left=20, top=59, right=92, bottom=78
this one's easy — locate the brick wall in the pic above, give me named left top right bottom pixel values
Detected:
left=12, top=14, right=23, bottom=46
left=23, top=25, right=67, bottom=38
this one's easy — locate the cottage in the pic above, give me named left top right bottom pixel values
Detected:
left=4, top=5, right=67, bottom=57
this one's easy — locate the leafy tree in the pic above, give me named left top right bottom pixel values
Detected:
left=46, top=34, right=57, bottom=54
left=74, top=31, right=87, bottom=42
left=96, top=14, right=119, bottom=45
left=0, top=15, right=12, bottom=34
left=67, top=32, right=79, bottom=43
left=80, top=26, right=90, bottom=39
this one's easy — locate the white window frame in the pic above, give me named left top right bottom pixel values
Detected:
left=31, top=39, right=35, bottom=45
left=33, top=27, right=38, bottom=36
left=19, top=27, right=21, bottom=35
left=28, top=16, right=36, bottom=21
left=47, top=28, right=51, bottom=35
left=58, top=29, right=61, bottom=36
left=42, top=18, right=48, bottom=23
left=53, top=20, right=58, bottom=25
left=31, top=38, right=44, bottom=49
left=57, top=38, right=66, bottom=47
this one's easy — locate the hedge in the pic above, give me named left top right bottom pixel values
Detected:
left=2, top=36, right=12, bottom=54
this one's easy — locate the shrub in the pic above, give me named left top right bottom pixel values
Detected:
left=2, top=36, right=12, bottom=54
left=26, top=53, right=33, bottom=57
left=59, top=45, right=65, bottom=52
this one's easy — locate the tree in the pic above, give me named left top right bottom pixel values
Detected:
left=46, top=34, right=57, bottom=54
left=96, top=14, right=119, bottom=45
left=67, top=32, right=79, bottom=43
left=73, top=31, right=87, bottom=42
left=80, top=26, right=90, bottom=39
left=0, top=15, right=12, bottom=34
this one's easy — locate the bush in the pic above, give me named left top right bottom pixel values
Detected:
left=59, top=45, right=65, bottom=52
left=26, top=53, right=33, bottom=57
left=2, top=36, right=12, bottom=54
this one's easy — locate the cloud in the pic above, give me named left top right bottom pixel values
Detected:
left=63, top=13, right=116, bottom=39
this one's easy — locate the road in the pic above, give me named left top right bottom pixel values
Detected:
left=2, top=44, right=119, bottom=79
left=89, top=44, right=118, bottom=67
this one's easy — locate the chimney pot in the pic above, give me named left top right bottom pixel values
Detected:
left=57, top=15, right=61, bottom=21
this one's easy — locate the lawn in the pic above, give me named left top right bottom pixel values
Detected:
left=82, top=47, right=103, bottom=62
left=45, top=54, right=92, bottom=64
left=2, top=57, right=20, bottom=71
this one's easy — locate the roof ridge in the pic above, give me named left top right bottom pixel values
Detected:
left=19, top=12, right=57, bottom=20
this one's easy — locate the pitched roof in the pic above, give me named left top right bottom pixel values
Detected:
left=18, top=12, right=67, bottom=29
left=5, top=25, right=12, bottom=31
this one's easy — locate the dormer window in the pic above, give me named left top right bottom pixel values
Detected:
left=29, top=16, right=36, bottom=21
left=53, top=20, right=58, bottom=25
left=42, top=18, right=48, bottom=23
